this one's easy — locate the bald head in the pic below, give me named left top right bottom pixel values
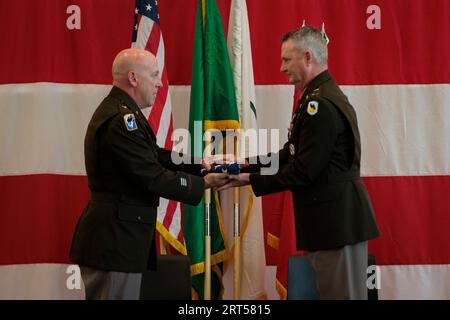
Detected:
left=112, top=48, right=162, bottom=109
left=112, top=48, right=155, bottom=80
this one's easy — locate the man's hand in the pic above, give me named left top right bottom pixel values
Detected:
left=216, top=173, right=251, bottom=191
left=201, top=154, right=248, bottom=171
left=203, top=173, right=230, bottom=189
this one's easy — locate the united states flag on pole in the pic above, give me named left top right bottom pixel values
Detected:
left=132, top=0, right=185, bottom=254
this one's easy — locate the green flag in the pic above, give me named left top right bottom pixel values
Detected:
left=184, top=0, right=240, bottom=300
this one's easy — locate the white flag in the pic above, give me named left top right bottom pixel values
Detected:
left=222, top=0, right=267, bottom=300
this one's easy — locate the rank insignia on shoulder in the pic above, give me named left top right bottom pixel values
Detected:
left=124, top=114, right=138, bottom=131
left=307, top=101, right=319, bottom=116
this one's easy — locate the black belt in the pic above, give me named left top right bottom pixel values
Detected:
left=90, top=192, right=123, bottom=202
left=90, top=192, right=158, bottom=207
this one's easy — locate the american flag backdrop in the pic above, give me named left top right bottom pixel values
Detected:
left=0, top=0, right=449, bottom=299
left=132, top=0, right=185, bottom=254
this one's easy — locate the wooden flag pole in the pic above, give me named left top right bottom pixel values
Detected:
left=233, top=134, right=241, bottom=300
left=204, top=130, right=212, bottom=300
left=159, top=234, right=167, bottom=255
left=204, top=188, right=211, bottom=300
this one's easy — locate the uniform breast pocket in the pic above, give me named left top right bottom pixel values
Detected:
left=117, top=203, right=157, bottom=224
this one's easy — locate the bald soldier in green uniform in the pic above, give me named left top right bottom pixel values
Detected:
left=69, top=48, right=229, bottom=300
left=218, top=26, right=380, bottom=299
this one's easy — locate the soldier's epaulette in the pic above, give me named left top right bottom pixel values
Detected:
left=119, top=104, right=130, bottom=112
left=305, top=88, right=321, bottom=102
left=116, top=104, right=134, bottom=117
left=110, top=103, right=128, bottom=116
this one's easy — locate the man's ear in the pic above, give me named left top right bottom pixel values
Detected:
left=304, top=50, right=313, bottom=65
left=128, top=71, right=138, bottom=87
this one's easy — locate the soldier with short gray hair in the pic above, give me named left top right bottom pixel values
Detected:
left=219, top=26, right=380, bottom=300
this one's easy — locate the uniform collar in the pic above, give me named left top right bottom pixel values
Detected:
left=301, top=70, right=332, bottom=100
left=109, top=86, right=141, bottom=113
left=291, top=70, right=331, bottom=128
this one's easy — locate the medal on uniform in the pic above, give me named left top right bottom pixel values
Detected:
left=288, top=102, right=302, bottom=140
left=289, top=143, right=295, bottom=156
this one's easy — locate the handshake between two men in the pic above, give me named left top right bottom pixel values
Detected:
left=201, top=154, right=251, bottom=191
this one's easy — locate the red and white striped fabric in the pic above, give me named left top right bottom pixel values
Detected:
left=0, top=0, right=449, bottom=299
left=132, top=0, right=185, bottom=254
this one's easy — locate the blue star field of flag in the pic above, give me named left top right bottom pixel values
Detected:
left=132, top=0, right=160, bottom=42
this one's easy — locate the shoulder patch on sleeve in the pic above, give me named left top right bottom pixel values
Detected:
left=123, top=113, right=138, bottom=131
left=307, top=100, right=319, bottom=116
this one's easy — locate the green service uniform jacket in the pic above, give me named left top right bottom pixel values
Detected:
left=247, top=71, right=380, bottom=251
left=70, top=86, right=204, bottom=272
